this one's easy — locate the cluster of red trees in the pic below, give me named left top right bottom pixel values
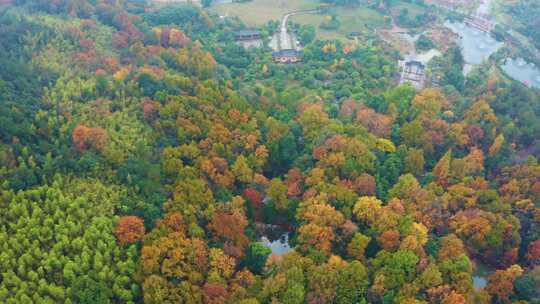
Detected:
left=72, top=124, right=108, bottom=152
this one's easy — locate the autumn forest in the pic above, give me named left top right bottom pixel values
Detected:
left=0, top=0, right=540, bottom=303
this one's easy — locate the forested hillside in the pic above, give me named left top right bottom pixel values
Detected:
left=0, top=0, right=539, bottom=303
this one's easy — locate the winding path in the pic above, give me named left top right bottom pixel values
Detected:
left=276, top=8, right=320, bottom=51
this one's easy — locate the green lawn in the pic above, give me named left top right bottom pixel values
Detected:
left=211, top=0, right=387, bottom=41
left=391, top=1, right=427, bottom=17
left=210, top=0, right=318, bottom=26
left=294, top=6, right=387, bottom=40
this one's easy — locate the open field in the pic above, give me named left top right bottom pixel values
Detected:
left=293, top=6, right=388, bottom=40
left=390, top=1, right=427, bottom=17
left=210, top=0, right=317, bottom=26
left=211, top=0, right=388, bottom=40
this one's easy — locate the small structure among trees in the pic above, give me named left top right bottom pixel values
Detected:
left=399, top=60, right=426, bottom=90
left=234, top=30, right=263, bottom=48
left=272, top=49, right=301, bottom=64
left=270, top=11, right=306, bottom=64
left=464, top=14, right=493, bottom=33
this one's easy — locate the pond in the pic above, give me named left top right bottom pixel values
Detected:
left=445, top=20, right=503, bottom=74
left=473, top=275, right=487, bottom=290
left=472, top=259, right=493, bottom=290
left=257, top=224, right=293, bottom=255
left=501, top=58, right=540, bottom=89
left=261, top=233, right=292, bottom=255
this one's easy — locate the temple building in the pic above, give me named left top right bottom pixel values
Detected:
left=234, top=30, right=263, bottom=48
left=400, top=60, right=426, bottom=90
left=272, top=49, right=301, bottom=64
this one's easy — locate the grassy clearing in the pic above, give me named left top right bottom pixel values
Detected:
left=210, top=0, right=318, bottom=26
left=390, top=1, right=427, bottom=17
left=294, top=6, right=387, bottom=40
left=211, top=0, right=387, bottom=41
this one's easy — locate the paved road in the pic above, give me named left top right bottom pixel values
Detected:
left=277, top=9, right=319, bottom=51
left=279, top=12, right=295, bottom=50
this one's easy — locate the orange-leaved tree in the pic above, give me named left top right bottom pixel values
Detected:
left=115, top=216, right=145, bottom=245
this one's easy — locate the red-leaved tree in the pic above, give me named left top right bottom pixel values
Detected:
left=115, top=216, right=145, bottom=245
left=72, top=124, right=108, bottom=152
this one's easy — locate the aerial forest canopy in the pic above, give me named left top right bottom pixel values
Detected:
left=0, top=0, right=539, bottom=303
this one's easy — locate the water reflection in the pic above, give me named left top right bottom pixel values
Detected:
left=472, top=259, right=493, bottom=290
left=473, top=276, right=487, bottom=290
left=445, top=21, right=503, bottom=73
left=502, top=58, right=540, bottom=89
left=261, top=233, right=291, bottom=255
